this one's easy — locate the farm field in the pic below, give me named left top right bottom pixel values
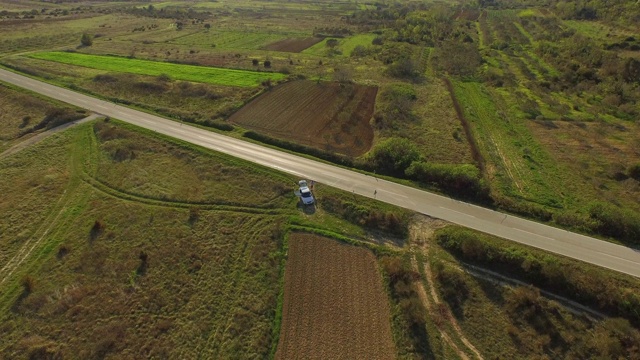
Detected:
left=0, top=117, right=413, bottom=358
left=0, top=56, right=260, bottom=126
left=29, top=52, right=286, bottom=87
left=457, top=6, right=640, bottom=227
left=275, top=233, right=396, bottom=360
left=262, top=37, right=323, bottom=53
left=302, top=34, right=377, bottom=57
left=380, top=80, right=475, bottom=165
left=0, top=122, right=289, bottom=358
left=229, top=80, right=377, bottom=157
left=172, top=31, right=292, bottom=50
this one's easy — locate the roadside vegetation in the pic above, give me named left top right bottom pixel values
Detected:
left=0, top=82, right=86, bottom=153
left=428, top=224, right=640, bottom=359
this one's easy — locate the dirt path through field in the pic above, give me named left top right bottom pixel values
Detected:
left=409, top=217, right=484, bottom=360
left=0, top=190, right=71, bottom=286
left=0, top=114, right=99, bottom=160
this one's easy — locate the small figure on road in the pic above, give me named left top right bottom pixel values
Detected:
left=374, top=189, right=377, bottom=198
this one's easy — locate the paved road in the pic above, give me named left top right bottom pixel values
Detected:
left=1, top=68, right=639, bottom=278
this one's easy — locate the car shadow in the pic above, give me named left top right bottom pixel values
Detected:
left=297, top=201, right=316, bottom=215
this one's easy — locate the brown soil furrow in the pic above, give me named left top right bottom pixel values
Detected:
left=275, top=234, right=395, bottom=359
left=262, top=37, right=322, bottom=53
left=229, top=80, right=376, bottom=157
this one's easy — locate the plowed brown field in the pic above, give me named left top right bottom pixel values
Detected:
left=275, top=234, right=396, bottom=360
left=262, top=37, right=322, bottom=52
left=229, top=80, right=377, bottom=156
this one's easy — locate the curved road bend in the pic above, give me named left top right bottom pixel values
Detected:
left=1, top=68, right=639, bottom=278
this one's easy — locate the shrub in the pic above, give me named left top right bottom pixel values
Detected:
left=188, top=207, right=200, bottom=224
left=434, top=264, right=469, bottom=317
left=628, top=163, right=640, bottom=181
left=137, top=251, right=149, bottom=275
left=379, top=256, right=429, bottom=355
left=264, top=60, right=271, bottom=68
left=21, top=276, right=35, bottom=294
left=436, top=226, right=640, bottom=326
left=387, top=58, right=419, bottom=79
left=368, top=137, right=420, bottom=176
left=57, top=245, right=70, bottom=259
left=80, top=33, right=93, bottom=46
left=92, top=74, right=118, bottom=83
left=325, top=38, right=339, bottom=48
left=587, top=202, right=640, bottom=243
left=32, top=108, right=84, bottom=131
left=350, top=45, right=368, bottom=57
left=90, top=220, right=105, bottom=240
left=320, top=195, right=408, bottom=237
left=405, top=162, right=489, bottom=200
left=202, top=119, right=234, bottom=131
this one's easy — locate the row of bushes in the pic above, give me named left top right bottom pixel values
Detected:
left=379, top=256, right=432, bottom=357
left=368, top=137, right=489, bottom=201
left=320, top=195, right=408, bottom=237
left=18, top=108, right=86, bottom=138
left=243, top=132, right=489, bottom=204
left=435, top=226, right=640, bottom=326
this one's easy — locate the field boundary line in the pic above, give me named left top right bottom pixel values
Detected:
left=80, top=172, right=286, bottom=215
left=443, top=78, right=485, bottom=174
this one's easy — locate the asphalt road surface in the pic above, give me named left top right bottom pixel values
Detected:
left=1, top=68, right=639, bottom=278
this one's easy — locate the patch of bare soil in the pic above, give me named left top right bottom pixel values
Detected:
left=262, top=37, right=323, bottom=52
left=229, top=80, right=377, bottom=157
left=275, top=233, right=396, bottom=360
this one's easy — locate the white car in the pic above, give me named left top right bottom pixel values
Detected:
left=298, top=180, right=315, bottom=205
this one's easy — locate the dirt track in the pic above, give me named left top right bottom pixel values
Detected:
left=275, top=234, right=395, bottom=360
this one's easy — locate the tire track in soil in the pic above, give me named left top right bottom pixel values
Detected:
left=0, top=189, right=71, bottom=287
left=409, top=217, right=484, bottom=360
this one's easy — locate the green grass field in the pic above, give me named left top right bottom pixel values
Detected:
left=452, top=81, right=566, bottom=207
left=29, top=52, right=286, bottom=87
left=303, top=34, right=376, bottom=57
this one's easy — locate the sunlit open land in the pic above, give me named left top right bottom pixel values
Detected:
left=1, top=0, right=640, bottom=358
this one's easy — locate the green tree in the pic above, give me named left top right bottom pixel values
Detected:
left=80, top=33, right=93, bottom=47
left=369, top=137, right=420, bottom=176
left=628, top=163, right=640, bottom=181
left=326, top=38, right=339, bottom=48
